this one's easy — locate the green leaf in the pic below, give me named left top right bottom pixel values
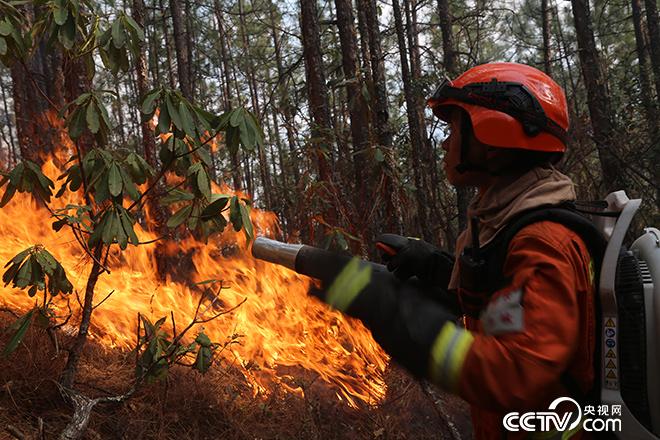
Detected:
left=200, top=196, right=229, bottom=221
left=141, top=89, right=160, bottom=115
left=58, top=13, right=76, bottom=50
left=123, top=14, right=145, bottom=41
left=5, top=248, right=31, bottom=269
left=53, top=4, right=68, bottom=25
left=34, top=250, right=57, bottom=275
left=0, top=37, right=6, bottom=56
left=229, top=196, right=242, bottom=232
left=68, top=107, right=86, bottom=139
left=119, top=166, right=139, bottom=201
left=196, top=169, right=210, bottom=199
left=102, top=210, right=117, bottom=245
left=239, top=203, right=253, bottom=242
left=178, top=101, right=196, bottom=138
left=195, top=332, right=211, bottom=347
left=196, top=146, right=212, bottom=167
left=159, top=189, right=195, bottom=205
left=0, top=20, right=12, bottom=36
left=166, top=95, right=183, bottom=132
left=111, top=18, right=126, bottom=48
left=374, top=148, right=385, bottom=162
left=167, top=204, right=192, bottom=228
left=14, top=256, right=33, bottom=288
left=118, top=208, right=139, bottom=245
left=157, top=102, right=170, bottom=133
left=108, top=163, right=122, bottom=197
left=86, top=101, right=100, bottom=134
left=3, top=309, right=34, bottom=357
left=229, top=108, right=242, bottom=127
left=194, top=345, right=213, bottom=373
left=0, top=183, right=16, bottom=207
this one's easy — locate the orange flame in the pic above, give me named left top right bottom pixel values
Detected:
left=0, top=158, right=388, bottom=407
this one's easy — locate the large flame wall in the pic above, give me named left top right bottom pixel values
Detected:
left=0, top=159, right=388, bottom=406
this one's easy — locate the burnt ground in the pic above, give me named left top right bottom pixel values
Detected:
left=0, top=321, right=472, bottom=440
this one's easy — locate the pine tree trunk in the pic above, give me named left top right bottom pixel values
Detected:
left=570, top=0, right=622, bottom=192
left=392, top=0, right=432, bottom=240
left=214, top=0, right=243, bottom=191
left=268, top=2, right=300, bottom=187
left=334, top=0, right=371, bottom=239
left=437, top=0, right=472, bottom=233
left=643, top=0, right=660, bottom=97
left=299, top=0, right=334, bottom=186
left=631, top=0, right=658, bottom=140
left=159, top=0, right=176, bottom=88
left=542, top=0, right=553, bottom=76
left=169, top=0, right=192, bottom=99
left=238, top=0, right=273, bottom=209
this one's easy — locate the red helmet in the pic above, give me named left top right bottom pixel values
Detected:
left=427, top=62, right=569, bottom=153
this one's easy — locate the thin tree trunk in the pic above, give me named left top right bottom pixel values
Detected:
left=392, top=0, right=432, bottom=240
left=299, top=0, right=334, bottom=188
left=61, top=245, right=104, bottom=388
left=214, top=0, right=243, bottom=190
left=269, top=2, right=300, bottom=186
left=541, top=0, right=553, bottom=76
left=159, top=0, right=176, bottom=88
left=570, top=0, right=622, bottom=192
left=631, top=0, right=658, bottom=140
left=169, top=0, right=192, bottom=99
left=437, top=0, right=471, bottom=233
left=643, top=0, right=660, bottom=97
left=642, top=0, right=660, bottom=206
left=184, top=0, right=195, bottom=100
left=0, top=79, right=17, bottom=166
left=238, top=0, right=273, bottom=209
left=334, top=0, right=371, bottom=240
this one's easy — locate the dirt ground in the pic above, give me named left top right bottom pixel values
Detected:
left=0, top=321, right=472, bottom=440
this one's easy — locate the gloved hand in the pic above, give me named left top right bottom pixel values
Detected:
left=309, top=258, right=461, bottom=380
left=376, top=234, right=454, bottom=289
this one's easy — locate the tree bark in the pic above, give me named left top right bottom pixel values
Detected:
left=159, top=0, right=177, bottom=88
left=643, top=0, right=660, bottom=98
left=631, top=0, right=658, bottom=139
left=169, top=0, right=192, bottom=99
left=299, top=0, right=334, bottom=186
left=268, top=2, right=300, bottom=187
left=214, top=0, right=244, bottom=191
left=334, top=0, right=371, bottom=227
left=392, top=0, right=432, bottom=240
left=642, top=0, right=660, bottom=206
left=570, top=0, right=622, bottom=192
left=238, top=0, right=273, bottom=209
left=437, top=0, right=471, bottom=233
left=541, top=0, right=553, bottom=76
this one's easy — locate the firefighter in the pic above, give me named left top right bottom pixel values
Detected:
left=311, top=63, right=595, bottom=439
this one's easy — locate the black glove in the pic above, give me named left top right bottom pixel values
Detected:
left=376, top=234, right=454, bottom=289
left=309, top=260, right=458, bottom=379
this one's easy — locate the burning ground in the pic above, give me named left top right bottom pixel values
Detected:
left=0, top=159, right=470, bottom=439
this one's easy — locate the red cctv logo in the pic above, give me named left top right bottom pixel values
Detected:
left=503, top=397, right=582, bottom=432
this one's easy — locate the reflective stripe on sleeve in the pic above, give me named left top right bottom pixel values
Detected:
left=325, top=258, right=372, bottom=312
left=428, top=321, right=474, bottom=391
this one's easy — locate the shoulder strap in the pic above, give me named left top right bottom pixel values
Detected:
left=480, top=202, right=607, bottom=291
left=478, top=202, right=608, bottom=405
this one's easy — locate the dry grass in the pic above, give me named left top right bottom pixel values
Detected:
left=0, top=317, right=471, bottom=440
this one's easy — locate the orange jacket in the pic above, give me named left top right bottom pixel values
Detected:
left=456, top=220, right=596, bottom=439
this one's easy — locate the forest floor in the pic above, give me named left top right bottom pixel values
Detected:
left=0, top=319, right=472, bottom=440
